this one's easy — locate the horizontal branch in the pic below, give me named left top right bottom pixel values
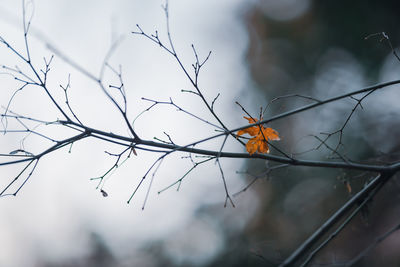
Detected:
left=0, top=131, right=89, bottom=166
left=243, top=79, right=400, bottom=134
left=60, top=121, right=395, bottom=173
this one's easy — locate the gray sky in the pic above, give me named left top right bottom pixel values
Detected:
left=0, top=0, right=260, bottom=266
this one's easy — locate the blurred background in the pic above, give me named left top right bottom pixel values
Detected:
left=1, top=0, right=400, bottom=266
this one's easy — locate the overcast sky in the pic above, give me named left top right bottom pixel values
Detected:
left=0, top=1, right=261, bottom=266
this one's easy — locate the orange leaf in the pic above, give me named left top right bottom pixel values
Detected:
left=246, top=138, right=258, bottom=155
left=237, top=116, right=280, bottom=155
left=237, top=117, right=259, bottom=136
left=262, top=127, right=280, bottom=141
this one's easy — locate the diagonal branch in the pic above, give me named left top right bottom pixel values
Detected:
left=279, top=173, right=391, bottom=267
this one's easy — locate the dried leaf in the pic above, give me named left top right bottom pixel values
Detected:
left=345, top=181, right=352, bottom=194
left=101, top=189, right=108, bottom=197
left=237, top=116, right=280, bottom=155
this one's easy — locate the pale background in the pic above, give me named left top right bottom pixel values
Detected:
left=0, top=0, right=259, bottom=266
left=2, top=1, right=400, bottom=266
